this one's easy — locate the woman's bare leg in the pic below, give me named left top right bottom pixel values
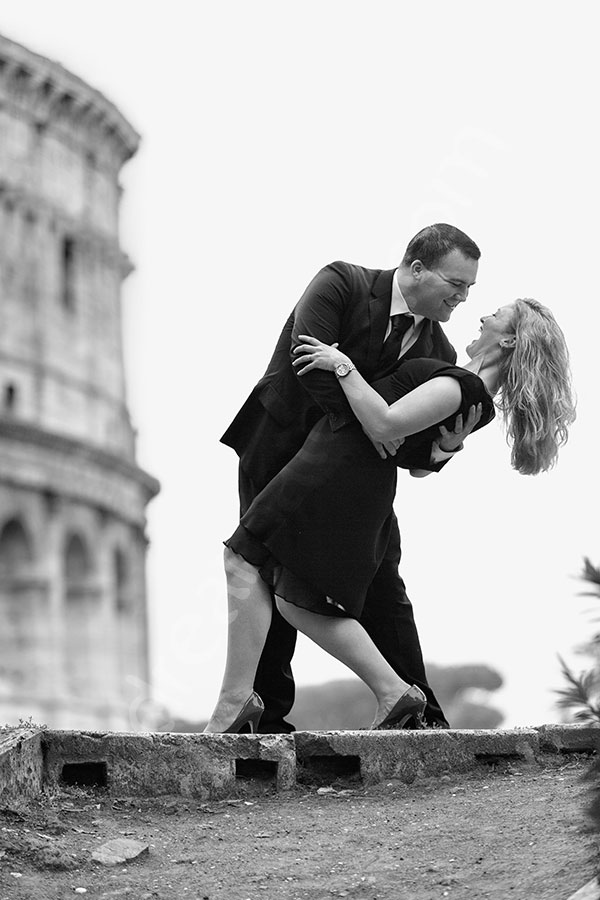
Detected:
left=275, top=596, right=411, bottom=725
left=204, top=548, right=272, bottom=732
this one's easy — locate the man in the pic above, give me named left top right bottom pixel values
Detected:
left=221, top=223, right=480, bottom=731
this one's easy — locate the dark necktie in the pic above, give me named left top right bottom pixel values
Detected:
left=377, top=313, right=414, bottom=372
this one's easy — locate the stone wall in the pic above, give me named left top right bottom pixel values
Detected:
left=0, top=33, right=138, bottom=458
left=0, top=33, right=159, bottom=731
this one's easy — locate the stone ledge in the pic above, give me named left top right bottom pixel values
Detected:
left=0, top=726, right=44, bottom=803
left=42, top=730, right=297, bottom=800
left=536, top=723, right=600, bottom=753
left=0, top=725, right=597, bottom=803
left=293, top=727, right=542, bottom=786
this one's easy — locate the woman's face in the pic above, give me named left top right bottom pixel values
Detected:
left=466, top=303, right=516, bottom=357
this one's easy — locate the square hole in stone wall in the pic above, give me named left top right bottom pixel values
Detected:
left=60, top=761, right=108, bottom=788
left=235, top=758, right=278, bottom=782
left=297, top=754, right=362, bottom=786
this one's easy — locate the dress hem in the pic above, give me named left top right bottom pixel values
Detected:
left=223, top=538, right=355, bottom=619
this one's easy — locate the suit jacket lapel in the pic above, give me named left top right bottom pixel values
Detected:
left=367, top=269, right=395, bottom=364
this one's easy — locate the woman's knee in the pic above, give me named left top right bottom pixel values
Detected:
left=223, top=545, right=238, bottom=574
left=224, top=546, right=256, bottom=582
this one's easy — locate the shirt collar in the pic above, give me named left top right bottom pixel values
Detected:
left=391, top=269, right=424, bottom=325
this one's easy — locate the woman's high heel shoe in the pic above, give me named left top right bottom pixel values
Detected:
left=374, top=685, right=427, bottom=730
left=224, top=691, right=265, bottom=734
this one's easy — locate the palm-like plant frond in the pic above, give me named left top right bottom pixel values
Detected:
left=556, top=561, right=600, bottom=723
left=579, top=557, right=600, bottom=604
left=555, top=655, right=600, bottom=722
left=558, top=560, right=600, bottom=832
left=582, top=557, right=600, bottom=588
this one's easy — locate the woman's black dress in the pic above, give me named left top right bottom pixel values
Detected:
left=225, top=359, right=495, bottom=618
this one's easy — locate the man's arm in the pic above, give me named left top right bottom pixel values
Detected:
left=290, top=263, right=402, bottom=460
left=289, top=262, right=356, bottom=428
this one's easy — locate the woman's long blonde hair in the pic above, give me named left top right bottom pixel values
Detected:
left=497, top=298, right=576, bottom=475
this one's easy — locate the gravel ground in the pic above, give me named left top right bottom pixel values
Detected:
left=0, top=755, right=598, bottom=900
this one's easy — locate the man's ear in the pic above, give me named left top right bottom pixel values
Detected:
left=410, top=259, right=424, bottom=278
left=499, top=335, right=516, bottom=349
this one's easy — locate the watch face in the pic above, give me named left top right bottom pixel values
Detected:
left=336, top=363, right=349, bottom=377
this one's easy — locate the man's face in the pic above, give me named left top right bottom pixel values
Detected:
left=408, top=249, right=479, bottom=322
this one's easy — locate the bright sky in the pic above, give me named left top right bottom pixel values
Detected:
left=2, top=1, right=598, bottom=728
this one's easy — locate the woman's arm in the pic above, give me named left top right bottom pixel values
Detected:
left=293, top=335, right=462, bottom=443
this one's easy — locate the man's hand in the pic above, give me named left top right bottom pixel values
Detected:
left=363, top=428, right=405, bottom=459
left=438, top=402, right=483, bottom=452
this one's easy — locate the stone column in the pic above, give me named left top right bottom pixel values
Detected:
left=39, top=492, right=69, bottom=725
left=95, top=518, right=125, bottom=729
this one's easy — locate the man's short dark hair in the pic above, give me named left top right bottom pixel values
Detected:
left=401, top=224, right=481, bottom=269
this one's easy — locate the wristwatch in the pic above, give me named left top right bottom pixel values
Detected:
left=334, top=361, right=356, bottom=378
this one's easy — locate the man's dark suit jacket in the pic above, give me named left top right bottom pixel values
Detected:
left=221, top=261, right=457, bottom=488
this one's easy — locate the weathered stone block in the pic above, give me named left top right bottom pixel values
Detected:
left=42, top=730, right=296, bottom=799
left=536, top=723, right=600, bottom=754
left=0, top=727, right=44, bottom=802
left=293, top=728, right=541, bottom=786
left=447, top=728, right=540, bottom=763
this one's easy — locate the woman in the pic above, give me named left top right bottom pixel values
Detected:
left=204, top=299, right=575, bottom=734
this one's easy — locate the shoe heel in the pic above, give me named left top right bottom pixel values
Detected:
left=375, top=685, right=427, bottom=730
left=394, top=712, right=414, bottom=729
left=247, top=708, right=263, bottom=734
left=224, top=691, right=265, bottom=734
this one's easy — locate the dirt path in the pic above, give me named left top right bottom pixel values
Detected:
left=0, top=756, right=598, bottom=900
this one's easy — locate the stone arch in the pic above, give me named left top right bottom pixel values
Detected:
left=110, top=541, right=142, bottom=700
left=64, top=532, right=93, bottom=582
left=0, top=516, right=48, bottom=695
left=0, top=518, right=33, bottom=575
left=63, top=530, right=100, bottom=698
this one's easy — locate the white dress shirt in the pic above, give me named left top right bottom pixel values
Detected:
left=384, top=269, right=425, bottom=357
left=386, top=270, right=460, bottom=467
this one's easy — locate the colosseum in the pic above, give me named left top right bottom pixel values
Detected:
left=0, top=33, right=159, bottom=730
